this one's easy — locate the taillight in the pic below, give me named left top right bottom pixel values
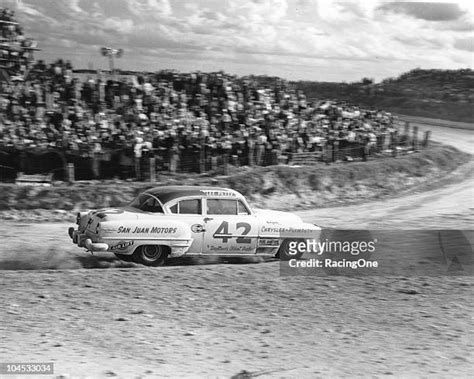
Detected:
left=76, top=213, right=81, bottom=225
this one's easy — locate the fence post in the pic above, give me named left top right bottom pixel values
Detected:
left=92, top=153, right=100, bottom=178
left=393, top=144, right=398, bottom=157
left=149, top=157, right=156, bottom=182
left=199, top=146, right=205, bottom=174
left=378, top=134, right=385, bottom=152
left=211, top=156, right=217, bottom=171
left=232, top=154, right=239, bottom=168
left=412, top=125, right=419, bottom=151
left=390, top=131, right=399, bottom=149
left=271, top=149, right=278, bottom=166
left=332, top=140, right=339, bottom=162
left=169, top=152, right=177, bottom=173
left=248, top=143, right=254, bottom=167
left=362, top=143, right=369, bottom=161
left=404, top=121, right=410, bottom=135
left=135, top=157, right=141, bottom=179
left=423, top=130, right=431, bottom=148
left=67, top=163, right=75, bottom=183
left=223, top=153, right=229, bottom=175
left=404, top=121, right=410, bottom=146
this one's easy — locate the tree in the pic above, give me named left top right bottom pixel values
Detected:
left=361, top=77, right=374, bottom=86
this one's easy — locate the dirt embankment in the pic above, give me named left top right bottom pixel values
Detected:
left=0, top=144, right=469, bottom=222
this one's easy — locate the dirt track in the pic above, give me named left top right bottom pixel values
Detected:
left=0, top=121, right=473, bottom=378
left=298, top=123, right=474, bottom=229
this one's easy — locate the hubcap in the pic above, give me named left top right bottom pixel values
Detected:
left=143, top=245, right=162, bottom=260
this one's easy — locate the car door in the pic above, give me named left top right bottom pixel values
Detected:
left=202, top=198, right=258, bottom=255
left=168, top=198, right=206, bottom=254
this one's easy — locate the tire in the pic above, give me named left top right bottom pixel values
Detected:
left=114, top=253, right=134, bottom=262
left=276, top=239, right=305, bottom=260
left=133, top=245, right=169, bottom=267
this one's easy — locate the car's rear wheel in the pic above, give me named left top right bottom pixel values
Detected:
left=114, top=253, right=134, bottom=262
left=276, top=239, right=305, bottom=260
left=133, top=245, right=170, bottom=266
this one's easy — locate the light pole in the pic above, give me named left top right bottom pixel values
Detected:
left=100, top=47, right=123, bottom=77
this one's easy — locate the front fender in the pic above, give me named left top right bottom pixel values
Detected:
left=260, top=220, right=321, bottom=240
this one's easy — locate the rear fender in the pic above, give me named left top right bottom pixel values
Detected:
left=98, top=218, right=193, bottom=257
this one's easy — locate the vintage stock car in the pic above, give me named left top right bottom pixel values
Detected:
left=68, top=186, right=321, bottom=266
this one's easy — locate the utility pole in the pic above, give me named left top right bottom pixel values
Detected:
left=100, top=47, right=123, bottom=79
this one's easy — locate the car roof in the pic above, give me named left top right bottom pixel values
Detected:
left=144, top=185, right=243, bottom=204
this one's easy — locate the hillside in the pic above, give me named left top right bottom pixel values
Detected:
left=295, top=69, right=474, bottom=123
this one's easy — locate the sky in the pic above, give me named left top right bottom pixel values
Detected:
left=5, top=0, right=474, bottom=82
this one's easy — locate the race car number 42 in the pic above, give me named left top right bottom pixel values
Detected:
left=213, top=221, right=251, bottom=243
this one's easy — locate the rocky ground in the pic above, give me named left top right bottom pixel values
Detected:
left=0, top=121, right=473, bottom=378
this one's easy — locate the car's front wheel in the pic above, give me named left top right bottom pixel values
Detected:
left=133, top=245, right=170, bottom=266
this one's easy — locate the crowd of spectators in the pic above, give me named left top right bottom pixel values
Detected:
left=0, top=7, right=37, bottom=80
left=0, top=58, right=400, bottom=178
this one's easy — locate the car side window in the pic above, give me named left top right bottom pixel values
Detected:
left=170, top=199, right=202, bottom=215
left=142, top=197, right=163, bottom=213
left=180, top=199, right=201, bottom=214
left=207, top=199, right=238, bottom=215
left=237, top=200, right=250, bottom=215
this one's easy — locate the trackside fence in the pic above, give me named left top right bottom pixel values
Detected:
left=0, top=122, right=430, bottom=183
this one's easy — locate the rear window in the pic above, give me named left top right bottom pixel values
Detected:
left=129, top=193, right=164, bottom=213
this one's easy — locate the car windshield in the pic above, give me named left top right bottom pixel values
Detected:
left=129, top=193, right=164, bottom=213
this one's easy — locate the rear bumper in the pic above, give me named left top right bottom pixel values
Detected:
left=68, top=227, right=109, bottom=252
left=85, top=239, right=109, bottom=252
left=68, top=227, right=85, bottom=246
